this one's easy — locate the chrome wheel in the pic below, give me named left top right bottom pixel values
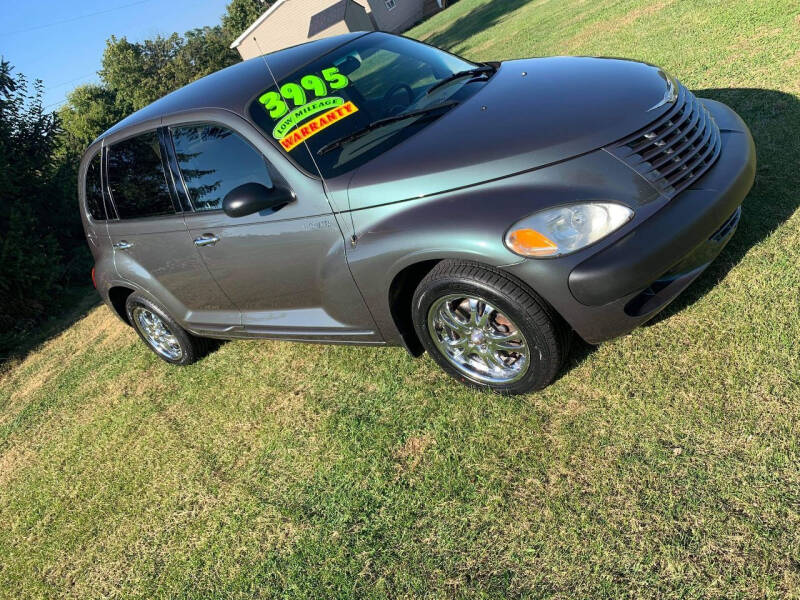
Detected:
left=427, top=294, right=530, bottom=384
left=132, top=307, right=183, bottom=361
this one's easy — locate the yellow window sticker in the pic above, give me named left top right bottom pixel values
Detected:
left=272, top=97, right=345, bottom=140
left=280, top=101, right=359, bottom=151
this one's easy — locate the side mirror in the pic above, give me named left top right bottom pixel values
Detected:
left=222, top=182, right=294, bottom=218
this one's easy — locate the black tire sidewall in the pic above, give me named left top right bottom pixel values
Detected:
left=412, top=271, right=562, bottom=395
left=125, top=294, right=201, bottom=366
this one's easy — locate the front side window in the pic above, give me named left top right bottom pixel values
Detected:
left=107, top=131, right=175, bottom=220
left=85, top=151, right=105, bottom=221
left=249, top=32, right=485, bottom=178
left=170, top=124, right=274, bottom=212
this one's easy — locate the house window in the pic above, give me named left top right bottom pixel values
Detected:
left=385, top=0, right=396, bottom=10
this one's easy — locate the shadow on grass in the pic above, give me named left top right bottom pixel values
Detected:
left=0, top=287, right=100, bottom=367
left=419, top=0, right=532, bottom=52
left=562, top=87, right=799, bottom=373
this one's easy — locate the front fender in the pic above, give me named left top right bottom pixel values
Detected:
left=345, top=149, right=660, bottom=344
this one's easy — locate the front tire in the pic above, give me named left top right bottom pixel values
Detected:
left=125, top=294, right=210, bottom=366
left=411, top=261, right=570, bottom=394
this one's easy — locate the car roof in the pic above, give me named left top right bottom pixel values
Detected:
left=97, top=31, right=371, bottom=142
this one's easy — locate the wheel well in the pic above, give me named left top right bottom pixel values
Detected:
left=388, top=260, right=441, bottom=357
left=388, top=259, right=572, bottom=358
left=107, top=286, right=135, bottom=326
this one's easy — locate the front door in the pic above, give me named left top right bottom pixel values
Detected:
left=168, top=122, right=379, bottom=343
left=104, top=130, right=240, bottom=333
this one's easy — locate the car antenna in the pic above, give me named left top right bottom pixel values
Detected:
left=252, top=36, right=359, bottom=247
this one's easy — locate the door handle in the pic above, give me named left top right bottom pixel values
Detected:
left=113, top=241, right=133, bottom=250
left=194, top=234, right=220, bottom=247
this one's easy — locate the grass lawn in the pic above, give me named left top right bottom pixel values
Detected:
left=1, top=0, right=799, bottom=597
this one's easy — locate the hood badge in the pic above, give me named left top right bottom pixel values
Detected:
left=647, top=71, right=678, bottom=112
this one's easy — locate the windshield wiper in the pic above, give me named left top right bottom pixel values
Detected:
left=317, top=101, right=459, bottom=156
left=424, top=65, right=496, bottom=96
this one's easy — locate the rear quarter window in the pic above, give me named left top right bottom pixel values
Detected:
left=84, top=151, right=106, bottom=221
left=107, top=131, right=175, bottom=219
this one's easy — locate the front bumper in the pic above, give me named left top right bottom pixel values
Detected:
left=505, top=98, right=756, bottom=344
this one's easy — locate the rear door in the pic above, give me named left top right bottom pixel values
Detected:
left=167, top=120, right=379, bottom=343
left=104, top=129, right=240, bottom=334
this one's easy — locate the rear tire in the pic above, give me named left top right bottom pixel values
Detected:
left=125, top=293, right=211, bottom=366
left=411, top=261, right=570, bottom=394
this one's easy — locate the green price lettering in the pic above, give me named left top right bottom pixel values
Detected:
left=322, top=67, right=349, bottom=90
left=280, top=82, right=307, bottom=107
left=301, top=75, right=328, bottom=98
left=259, top=91, right=288, bottom=119
left=261, top=66, right=351, bottom=120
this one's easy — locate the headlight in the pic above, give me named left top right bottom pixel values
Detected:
left=504, top=202, right=633, bottom=258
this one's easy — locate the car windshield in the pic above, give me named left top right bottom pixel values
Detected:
left=248, top=32, right=492, bottom=178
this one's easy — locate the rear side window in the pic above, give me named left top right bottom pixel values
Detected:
left=107, top=131, right=175, bottom=219
left=85, top=151, right=105, bottom=221
left=170, top=124, right=274, bottom=212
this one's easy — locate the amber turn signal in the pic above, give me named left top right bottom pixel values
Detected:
left=506, top=228, right=558, bottom=257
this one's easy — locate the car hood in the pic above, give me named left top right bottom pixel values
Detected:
left=344, top=57, right=675, bottom=210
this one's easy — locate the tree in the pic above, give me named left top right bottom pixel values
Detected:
left=99, top=28, right=240, bottom=115
left=100, top=33, right=184, bottom=111
left=58, top=84, right=123, bottom=157
left=222, top=0, right=270, bottom=41
left=0, top=61, right=64, bottom=337
left=172, top=27, right=240, bottom=83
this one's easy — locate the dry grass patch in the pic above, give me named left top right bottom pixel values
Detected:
left=0, top=307, right=128, bottom=418
left=0, top=443, right=34, bottom=486
left=394, top=434, right=436, bottom=476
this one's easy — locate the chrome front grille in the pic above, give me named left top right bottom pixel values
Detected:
left=607, top=84, right=721, bottom=197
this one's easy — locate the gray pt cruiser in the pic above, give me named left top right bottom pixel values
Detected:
left=79, top=32, right=756, bottom=394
